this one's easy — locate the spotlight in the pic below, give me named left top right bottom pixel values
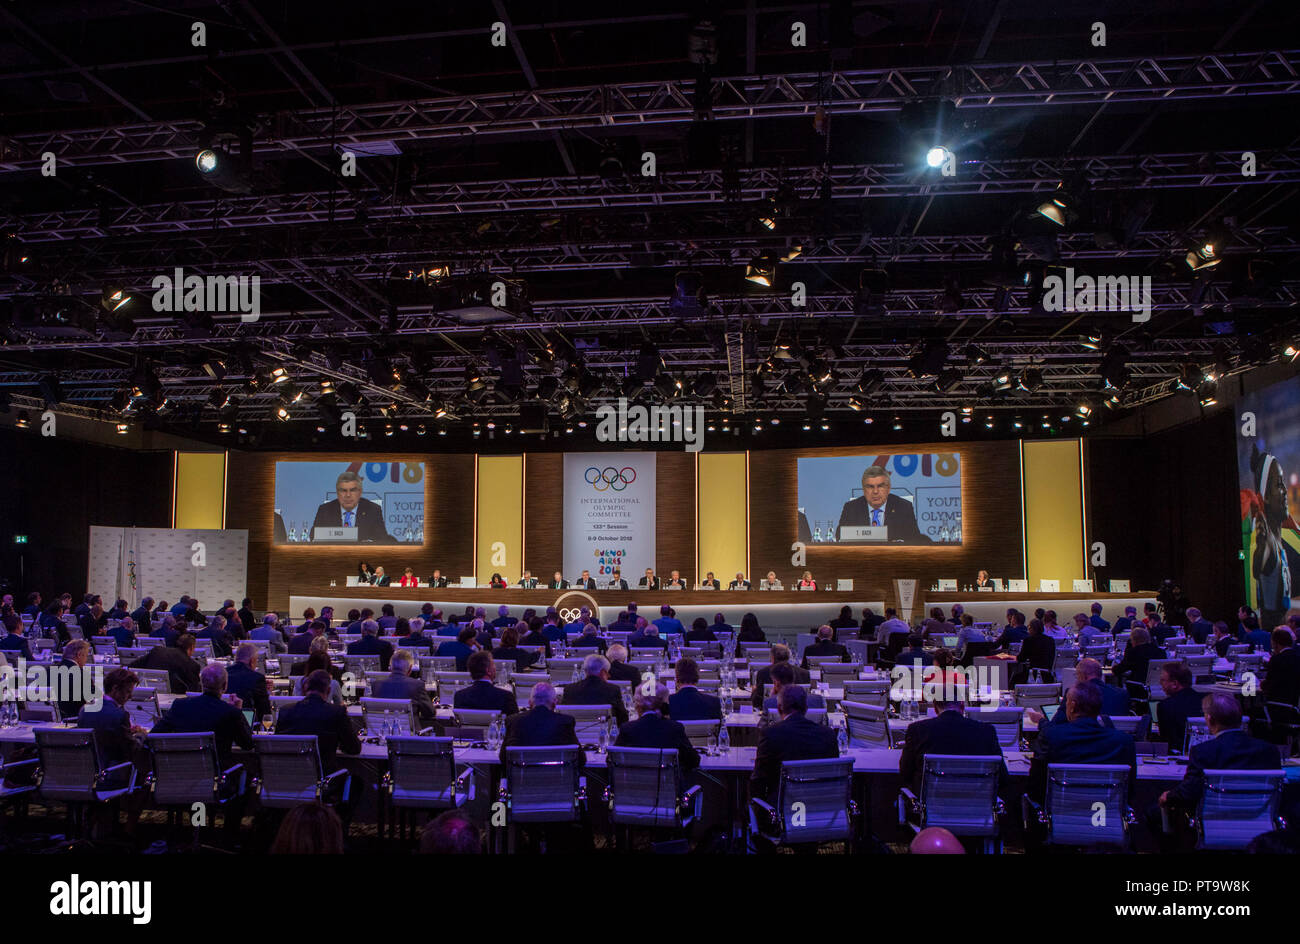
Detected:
left=925, top=146, right=951, bottom=169
left=201, top=358, right=227, bottom=381
left=36, top=374, right=64, bottom=407
left=891, top=415, right=903, bottom=431
left=965, top=345, right=990, bottom=366
left=1012, top=416, right=1024, bottom=430
left=670, top=270, right=708, bottom=315
left=933, top=368, right=962, bottom=393
left=101, top=286, right=130, bottom=312
left=208, top=389, right=231, bottom=410
left=195, top=148, right=221, bottom=174
left=1174, top=364, right=1201, bottom=392
left=1283, top=338, right=1300, bottom=362
left=275, top=405, right=291, bottom=421
left=114, top=423, right=129, bottom=435
left=1079, top=330, right=1108, bottom=351
left=856, top=369, right=885, bottom=394
left=1098, top=346, right=1130, bottom=391
left=1018, top=368, right=1044, bottom=392
left=269, top=366, right=290, bottom=384
left=691, top=372, right=718, bottom=397
left=14, top=411, right=30, bottom=429
left=1075, top=403, right=1093, bottom=418
left=1035, top=183, right=1079, bottom=228
left=1197, top=380, right=1218, bottom=406
left=848, top=395, right=869, bottom=411
left=1185, top=241, right=1221, bottom=271
left=745, top=254, right=777, bottom=288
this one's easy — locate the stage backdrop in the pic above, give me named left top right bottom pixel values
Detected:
left=563, top=453, right=656, bottom=583
left=87, top=526, right=248, bottom=609
left=1237, top=377, right=1300, bottom=628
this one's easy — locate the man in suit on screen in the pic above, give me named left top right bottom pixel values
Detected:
left=606, top=568, right=628, bottom=590
left=575, top=570, right=597, bottom=590
left=835, top=464, right=930, bottom=544
left=310, top=470, right=393, bottom=544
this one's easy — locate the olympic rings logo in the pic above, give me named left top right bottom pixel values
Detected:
left=585, top=466, right=636, bottom=491
left=558, top=607, right=582, bottom=623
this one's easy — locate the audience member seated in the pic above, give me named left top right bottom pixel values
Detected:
left=1112, top=627, right=1165, bottom=689
left=152, top=663, right=255, bottom=767
left=572, top=621, right=606, bottom=652
left=685, top=617, right=717, bottom=643
left=1184, top=607, right=1212, bottom=644
left=419, top=809, right=482, bottom=854
left=436, top=626, right=480, bottom=673
left=921, top=608, right=949, bottom=637
left=194, top=614, right=235, bottom=657
left=226, top=642, right=273, bottom=720
left=876, top=608, right=911, bottom=645
left=1027, top=658, right=1129, bottom=729
left=1263, top=627, right=1300, bottom=708
left=1088, top=603, right=1111, bottom=632
left=898, top=695, right=1005, bottom=795
left=55, top=640, right=92, bottom=720
left=668, top=657, right=723, bottom=721
left=751, top=645, right=809, bottom=709
left=750, top=685, right=839, bottom=802
left=1156, top=661, right=1204, bottom=750
left=130, top=632, right=202, bottom=693
left=107, top=616, right=137, bottom=649
left=895, top=634, right=933, bottom=668
left=276, top=670, right=363, bottom=772
left=737, top=613, right=766, bottom=644
left=653, top=604, right=685, bottom=636
left=377, top=603, right=399, bottom=630
left=454, top=650, right=519, bottom=715
left=801, top=624, right=849, bottom=667
left=520, top=619, right=555, bottom=658
left=370, top=649, right=436, bottom=726
left=270, top=802, right=345, bottom=854
left=762, top=660, right=824, bottom=711
left=288, top=619, right=325, bottom=654
left=347, top=620, right=394, bottom=671
left=994, top=611, right=1028, bottom=651
left=500, top=682, right=583, bottom=766
left=616, top=682, right=700, bottom=772
left=494, top=625, right=540, bottom=670
left=605, top=643, right=642, bottom=686
left=561, top=654, right=629, bottom=726
left=1028, top=683, right=1137, bottom=804
left=74, top=668, right=145, bottom=766
left=0, top=613, right=32, bottom=660
left=149, top=614, right=180, bottom=648
left=1013, top=619, right=1055, bottom=684
left=627, top=619, right=668, bottom=652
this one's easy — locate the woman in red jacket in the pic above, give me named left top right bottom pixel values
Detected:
left=399, top=567, right=419, bottom=587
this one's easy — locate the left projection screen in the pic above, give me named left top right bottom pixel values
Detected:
left=273, top=460, right=425, bottom=545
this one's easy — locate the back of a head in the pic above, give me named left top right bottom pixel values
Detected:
left=770, top=661, right=795, bottom=687
left=778, top=683, right=808, bottom=716
left=235, top=641, right=258, bottom=665
left=270, top=802, right=344, bottom=854
left=1066, top=682, right=1103, bottom=719
left=390, top=650, right=412, bottom=676
left=177, top=632, right=197, bottom=653
left=419, top=809, right=481, bottom=855
left=771, top=643, right=791, bottom=664
left=818, top=624, right=834, bottom=641
left=675, top=656, right=700, bottom=685
left=200, top=662, right=228, bottom=695
left=361, top=620, right=379, bottom=636
left=635, top=681, right=670, bottom=716
left=1205, top=692, right=1242, bottom=730
left=1076, top=658, right=1102, bottom=682
left=1027, top=619, right=1043, bottom=635
left=467, top=649, right=493, bottom=680
left=1130, top=627, right=1151, bottom=645
left=304, top=668, right=332, bottom=695
left=583, top=653, right=610, bottom=677
left=531, top=682, right=557, bottom=709
left=910, top=827, right=965, bottom=855
left=458, top=626, right=477, bottom=644
left=1273, top=627, right=1294, bottom=649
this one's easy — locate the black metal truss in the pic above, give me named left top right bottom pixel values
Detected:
left=12, top=151, right=1300, bottom=241
left=3, top=50, right=1299, bottom=172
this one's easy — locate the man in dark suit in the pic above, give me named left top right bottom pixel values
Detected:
left=561, top=654, right=629, bottom=726
left=500, top=682, right=583, bottom=767
left=728, top=572, right=752, bottom=590
left=55, top=640, right=93, bottom=721
left=130, top=598, right=154, bottom=633
left=1013, top=619, right=1055, bottom=684
left=898, top=698, right=1005, bottom=795
left=751, top=645, right=810, bottom=709
left=1112, top=627, right=1166, bottom=688
left=1028, top=683, right=1137, bottom=804
left=1030, top=658, right=1129, bottom=729
left=616, top=683, right=700, bottom=772
left=605, top=569, right=629, bottom=591
left=1155, top=661, right=1205, bottom=751
left=638, top=569, right=661, bottom=590
left=347, top=620, right=394, bottom=671
left=75, top=668, right=145, bottom=766
left=835, top=464, right=930, bottom=544
left=225, top=642, right=273, bottom=721
left=149, top=616, right=180, bottom=649
left=1184, top=607, right=1213, bottom=644
left=490, top=605, right=516, bottom=631
left=152, top=664, right=254, bottom=768
left=664, top=570, right=689, bottom=591
left=1156, top=693, right=1281, bottom=851
left=194, top=614, right=234, bottom=658
left=371, top=566, right=392, bottom=586
left=699, top=571, right=721, bottom=591
left=309, top=470, right=393, bottom=544
left=994, top=612, right=1029, bottom=651
left=371, top=649, right=436, bottom=726
left=1263, top=628, right=1300, bottom=708
left=801, top=625, right=850, bottom=668
left=130, top=632, right=202, bottom=693
left=275, top=670, right=363, bottom=770
left=549, top=571, right=569, bottom=590
left=572, top=624, right=607, bottom=652
left=605, top=644, right=644, bottom=687
left=667, top=658, right=722, bottom=721
left=435, top=626, right=478, bottom=672
left=750, top=685, right=839, bottom=801
left=288, top=619, right=325, bottom=654
left=427, top=571, right=449, bottom=588
left=608, top=611, right=636, bottom=634
left=574, top=570, right=598, bottom=590
left=107, top=616, right=138, bottom=650
left=454, top=651, right=519, bottom=715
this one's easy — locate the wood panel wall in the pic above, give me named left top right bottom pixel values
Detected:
left=234, top=443, right=1022, bottom=614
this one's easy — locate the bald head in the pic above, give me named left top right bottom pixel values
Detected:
left=911, top=827, right=965, bottom=855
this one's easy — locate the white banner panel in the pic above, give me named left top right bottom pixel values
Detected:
left=87, top=527, right=247, bottom=609
left=563, top=453, right=656, bottom=583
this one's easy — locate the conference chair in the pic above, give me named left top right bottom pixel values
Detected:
left=1014, top=683, right=1061, bottom=713
left=34, top=727, right=138, bottom=840
left=968, top=706, right=1026, bottom=749
left=496, top=746, right=587, bottom=853
left=1255, top=701, right=1300, bottom=754
left=972, top=657, right=1012, bottom=702
left=842, top=679, right=891, bottom=708
left=1052, top=647, right=1079, bottom=672
left=679, top=719, right=722, bottom=750
left=123, top=687, right=161, bottom=728
left=1191, top=769, right=1286, bottom=850
left=605, top=746, right=703, bottom=849
left=360, top=697, right=421, bottom=737
left=144, top=732, right=247, bottom=850
left=766, top=707, right=828, bottom=726
left=958, top=641, right=996, bottom=667
left=117, top=647, right=152, bottom=662
left=343, top=655, right=381, bottom=677
left=821, top=661, right=862, bottom=683
left=1023, top=763, right=1133, bottom=849
left=805, top=655, right=843, bottom=667
left=1133, top=659, right=1179, bottom=702
left=448, top=708, right=500, bottom=741
left=1173, top=643, right=1206, bottom=657
left=750, top=757, right=857, bottom=852
left=380, top=736, right=473, bottom=844
left=898, top=754, right=1006, bottom=853
left=1185, top=654, right=1217, bottom=681
left=1082, top=644, right=1110, bottom=662
left=843, top=700, right=893, bottom=748
left=1104, top=714, right=1151, bottom=740
left=557, top=704, right=613, bottom=742
left=90, top=636, right=117, bottom=656
left=1181, top=718, right=1212, bottom=755
left=276, top=654, right=309, bottom=678
left=127, top=667, right=172, bottom=694
left=251, top=735, right=352, bottom=811
left=0, top=753, right=38, bottom=836
left=434, top=671, right=473, bottom=705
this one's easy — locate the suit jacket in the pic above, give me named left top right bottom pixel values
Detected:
left=801, top=640, right=849, bottom=667
left=751, top=664, right=811, bottom=707
left=1046, top=680, right=1130, bottom=726
left=225, top=662, right=272, bottom=720
left=751, top=713, right=840, bottom=801
left=898, top=710, right=1006, bottom=794
left=310, top=497, right=392, bottom=544
left=1029, top=716, right=1136, bottom=801
left=1114, top=642, right=1166, bottom=686
left=699, top=579, right=721, bottom=590
left=149, top=625, right=180, bottom=648
left=371, top=672, right=436, bottom=724
left=194, top=625, right=233, bottom=658
left=130, top=606, right=152, bottom=631
left=403, top=631, right=436, bottom=650
left=55, top=659, right=89, bottom=720
left=668, top=686, right=723, bottom=722
left=347, top=635, right=394, bottom=671
left=286, top=631, right=316, bottom=654
left=638, top=577, right=661, bottom=590
left=685, top=627, right=717, bottom=643
left=616, top=712, right=700, bottom=771
left=1264, top=646, right=1300, bottom=707
left=454, top=679, right=519, bottom=715
left=372, top=575, right=391, bottom=586
left=605, top=579, right=629, bottom=590
left=728, top=580, right=752, bottom=590
left=1157, top=686, right=1206, bottom=750
left=107, top=624, right=137, bottom=649
left=608, top=660, right=644, bottom=686
left=427, top=576, right=449, bottom=588
left=627, top=631, right=668, bottom=652
left=1167, top=728, right=1281, bottom=807
left=562, top=675, right=628, bottom=726
left=75, top=698, right=137, bottom=766
left=274, top=693, right=362, bottom=770
left=572, top=632, right=607, bottom=652
left=435, top=640, right=474, bottom=672
left=152, top=692, right=254, bottom=768
left=500, top=705, right=582, bottom=766
left=130, top=646, right=202, bottom=693
left=1016, top=634, right=1056, bottom=672
left=608, top=618, right=637, bottom=635
left=836, top=493, right=929, bottom=544
left=574, top=578, right=597, bottom=590
left=493, top=646, right=539, bottom=670
left=1186, top=618, right=1214, bottom=645
left=248, top=625, right=285, bottom=652
left=549, top=579, right=570, bottom=589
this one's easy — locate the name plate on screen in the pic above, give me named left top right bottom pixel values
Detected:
left=313, top=526, right=358, bottom=542
left=839, top=526, right=889, bottom=542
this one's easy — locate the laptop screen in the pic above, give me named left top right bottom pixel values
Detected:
left=1043, top=703, right=1060, bottom=721
left=939, top=635, right=959, bottom=648
left=242, top=710, right=256, bottom=728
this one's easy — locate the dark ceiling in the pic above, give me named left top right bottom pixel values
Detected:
left=0, top=0, right=1297, bottom=448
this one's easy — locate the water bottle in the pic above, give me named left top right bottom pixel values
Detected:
left=718, top=722, right=730, bottom=753
left=722, top=691, right=734, bottom=716
left=813, top=523, right=822, bottom=543
left=837, top=721, right=849, bottom=753
left=571, top=662, right=582, bottom=683
left=598, top=720, right=609, bottom=753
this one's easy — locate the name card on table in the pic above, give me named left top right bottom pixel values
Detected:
left=937, top=578, right=958, bottom=591
left=836, top=579, right=853, bottom=591
left=1006, top=579, right=1029, bottom=593
left=1039, top=579, right=1060, bottom=592
left=1072, top=579, right=1095, bottom=592
left=1109, top=579, right=1131, bottom=593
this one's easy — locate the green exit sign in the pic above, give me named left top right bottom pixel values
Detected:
left=13, top=535, right=27, bottom=545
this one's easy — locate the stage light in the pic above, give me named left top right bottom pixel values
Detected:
left=1185, top=241, right=1220, bottom=271
left=856, top=369, right=885, bottom=394
left=655, top=373, right=683, bottom=399
left=1174, top=364, right=1201, bottom=392
left=101, top=286, right=130, bottom=312
left=691, top=372, right=718, bottom=397
left=820, top=421, right=829, bottom=430
left=745, top=254, right=777, bottom=287
left=114, top=422, right=129, bottom=435
left=1099, top=346, right=1130, bottom=391
left=780, top=244, right=803, bottom=263
left=217, top=422, right=232, bottom=434
left=984, top=416, right=995, bottom=429
left=1012, top=416, right=1024, bottom=430
left=1282, top=338, right=1300, bottom=361
left=965, top=345, right=990, bottom=366
left=201, top=358, right=226, bottom=381
left=848, top=395, right=868, bottom=411
left=933, top=368, right=962, bottom=393
left=1079, top=330, right=1107, bottom=351
left=891, top=415, right=903, bottom=431
left=208, top=389, right=231, bottom=410
left=269, top=366, right=290, bottom=384
left=1076, top=403, right=1093, bottom=418
left=1197, top=380, right=1218, bottom=406
left=37, top=374, right=64, bottom=407
left=195, top=148, right=220, bottom=174
left=925, top=146, right=951, bottom=169
left=1018, top=368, right=1043, bottom=392
left=906, top=341, right=949, bottom=379
left=671, top=270, right=708, bottom=314
left=13, top=410, right=30, bottom=429
left=275, top=405, right=291, bottom=421
left=802, top=421, right=811, bottom=431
